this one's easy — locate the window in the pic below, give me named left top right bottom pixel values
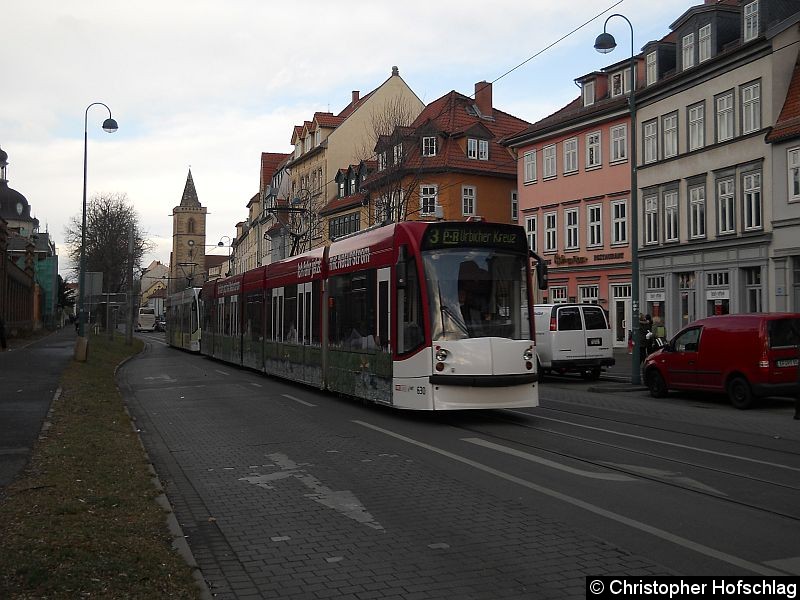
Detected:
left=393, top=143, right=403, bottom=164
left=646, top=51, right=657, bottom=86
left=688, top=103, right=705, bottom=151
left=689, top=185, right=706, bottom=239
left=422, top=136, right=437, bottom=157
left=420, top=184, right=438, bottom=216
left=525, top=215, right=537, bottom=252
left=467, top=138, right=477, bottom=159
left=662, top=113, right=678, bottom=159
left=789, top=148, right=800, bottom=202
left=742, top=82, right=760, bottom=134
left=314, top=130, right=321, bottom=146
left=743, top=172, right=762, bottom=230
left=611, top=125, right=627, bottom=162
left=644, top=120, right=658, bottom=163
left=462, top=186, right=475, bottom=216
left=716, top=92, right=734, bottom=142
left=699, top=24, right=712, bottom=62
left=511, top=191, right=518, bottom=221
left=294, top=142, right=302, bottom=159
left=564, top=138, right=578, bottom=173
left=523, top=150, right=537, bottom=183
left=588, top=204, right=602, bottom=247
left=664, top=190, right=679, bottom=242
left=579, top=285, right=599, bottom=304
left=583, top=81, right=595, bottom=106
left=543, top=145, right=556, bottom=178
left=550, top=286, right=568, bottom=304
left=586, top=131, right=601, bottom=168
left=478, top=139, right=489, bottom=161
left=707, top=271, right=729, bottom=287
left=338, top=180, right=345, bottom=198
left=744, top=0, right=759, bottom=42
left=715, top=178, right=735, bottom=235
left=611, top=69, right=632, bottom=97
left=377, top=151, right=386, bottom=171
left=645, top=196, right=659, bottom=245
left=682, top=33, right=695, bottom=70
left=744, top=267, right=762, bottom=312
left=565, top=208, right=579, bottom=250
left=612, top=200, right=627, bottom=244
left=544, top=212, right=557, bottom=252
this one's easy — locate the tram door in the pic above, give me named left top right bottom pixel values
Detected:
left=377, top=268, right=390, bottom=350
left=272, top=287, right=284, bottom=341
left=299, top=282, right=313, bottom=345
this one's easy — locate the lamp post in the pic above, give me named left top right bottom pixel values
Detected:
left=218, top=236, right=234, bottom=277
left=595, top=14, right=641, bottom=385
left=77, top=102, right=118, bottom=349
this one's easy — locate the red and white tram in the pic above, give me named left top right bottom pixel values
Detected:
left=199, top=220, right=544, bottom=410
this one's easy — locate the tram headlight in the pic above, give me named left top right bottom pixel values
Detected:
left=523, top=347, right=534, bottom=361
left=435, top=348, right=449, bottom=362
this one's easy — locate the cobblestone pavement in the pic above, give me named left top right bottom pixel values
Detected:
left=120, top=343, right=672, bottom=600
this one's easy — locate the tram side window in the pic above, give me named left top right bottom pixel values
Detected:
left=311, top=280, right=321, bottom=345
left=284, top=284, right=297, bottom=342
left=264, top=292, right=273, bottom=341
left=246, top=291, right=262, bottom=341
left=398, top=256, right=423, bottom=354
left=328, top=270, right=377, bottom=350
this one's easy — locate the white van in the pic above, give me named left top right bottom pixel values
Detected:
left=533, top=303, right=614, bottom=380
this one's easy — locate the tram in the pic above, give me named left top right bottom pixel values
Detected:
left=165, top=287, right=202, bottom=352
left=199, top=220, right=547, bottom=410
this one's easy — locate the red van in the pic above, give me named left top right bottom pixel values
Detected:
left=643, top=313, right=800, bottom=409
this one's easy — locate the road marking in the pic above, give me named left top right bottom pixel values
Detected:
left=765, top=556, right=800, bottom=575
left=144, top=374, right=177, bottom=383
left=354, top=420, right=785, bottom=576
left=463, top=438, right=635, bottom=481
left=516, top=411, right=800, bottom=473
left=215, top=369, right=230, bottom=376
left=600, top=463, right=725, bottom=495
left=282, top=394, right=316, bottom=407
left=250, top=383, right=262, bottom=388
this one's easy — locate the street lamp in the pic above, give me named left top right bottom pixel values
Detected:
left=77, top=102, right=118, bottom=348
left=218, top=236, right=234, bottom=276
left=595, top=14, right=641, bottom=385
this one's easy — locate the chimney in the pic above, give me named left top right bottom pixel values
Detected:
left=475, top=81, right=492, bottom=118
left=352, top=90, right=360, bottom=105
left=392, top=66, right=399, bottom=76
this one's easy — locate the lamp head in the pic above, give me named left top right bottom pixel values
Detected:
left=218, top=241, right=224, bottom=246
left=594, top=32, right=617, bottom=54
left=102, top=118, right=118, bottom=133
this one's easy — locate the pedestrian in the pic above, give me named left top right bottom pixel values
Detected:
left=639, top=313, right=653, bottom=364
left=0, top=315, right=7, bottom=351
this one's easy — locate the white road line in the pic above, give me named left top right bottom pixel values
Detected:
left=215, top=369, right=230, bottom=376
left=282, top=394, right=316, bottom=407
left=462, top=437, right=635, bottom=481
left=354, top=420, right=786, bottom=576
left=512, top=411, right=800, bottom=473
left=250, top=383, right=262, bottom=388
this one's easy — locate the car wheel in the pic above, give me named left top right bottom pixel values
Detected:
left=647, top=369, right=668, bottom=398
left=728, top=376, right=753, bottom=410
left=581, top=368, right=601, bottom=381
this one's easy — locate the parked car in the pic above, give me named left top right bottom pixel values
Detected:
left=155, top=317, right=166, bottom=332
left=533, top=303, right=615, bottom=380
left=643, top=313, right=800, bottom=409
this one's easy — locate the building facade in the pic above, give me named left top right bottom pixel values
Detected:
left=169, top=170, right=207, bottom=293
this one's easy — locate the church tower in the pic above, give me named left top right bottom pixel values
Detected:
left=169, top=169, right=207, bottom=294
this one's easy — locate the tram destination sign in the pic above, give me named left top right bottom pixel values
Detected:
left=421, top=223, right=527, bottom=253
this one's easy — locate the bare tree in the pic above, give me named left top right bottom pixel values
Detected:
left=63, top=192, right=153, bottom=293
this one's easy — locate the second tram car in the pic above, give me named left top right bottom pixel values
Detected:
left=199, top=220, right=544, bottom=410
left=165, top=287, right=202, bottom=352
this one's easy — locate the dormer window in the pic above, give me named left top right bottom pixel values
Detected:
left=468, top=138, right=477, bottom=159
left=422, top=136, right=437, bottom=157
left=478, top=139, right=488, bottom=160
left=305, top=135, right=312, bottom=152
left=314, top=130, right=321, bottom=146
left=743, top=1, right=759, bottom=42
left=393, top=143, right=403, bottom=164
left=582, top=81, right=595, bottom=107
left=350, top=176, right=357, bottom=194
left=295, top=143, right=302, bottom=159
left=646, top=52, right=657, bottom=86
left=699, top=24, right=711, bottom=62
left=467, top=138, right=488, bottom=160
left=682, top=33, right=695, bottom=70
left=377, top=151, right=386, bottom=171
left=338, top=180, right=345, bottom=198
left=610, top=68, right=632, bottom=97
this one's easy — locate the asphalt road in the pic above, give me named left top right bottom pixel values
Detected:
left=120, top=332, right=800, bottom=599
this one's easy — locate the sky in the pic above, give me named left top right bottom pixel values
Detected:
left=2, top=0, right=693, bottom=279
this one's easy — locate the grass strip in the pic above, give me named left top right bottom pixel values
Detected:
left=0, top=333, right=201, bottom=599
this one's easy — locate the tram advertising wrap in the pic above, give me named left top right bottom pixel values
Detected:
left=188, top=221, right=541, bottom=410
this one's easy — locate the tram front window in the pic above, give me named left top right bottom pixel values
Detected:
left=423, top=249, right=530, bottom=341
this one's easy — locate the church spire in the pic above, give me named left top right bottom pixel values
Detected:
left=180, top=168, right=200, bottom=207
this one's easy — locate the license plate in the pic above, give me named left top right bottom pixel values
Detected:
left=777, top=358, right=799, bottom=368
left=588, top=337, right=602, bottom=346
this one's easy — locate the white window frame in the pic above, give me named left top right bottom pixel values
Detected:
left=478, top=139, right=489, bottom=161
left=699, top=24, right=712, bottom=62
left=377, top=151, right=386, bottom=171
left=716, top=92, right=734, bottom=142
left=565, top=208, right=579, bottom=250
left=583, top=81, right=595, bottom=107
left=743, top=172, right=762, bottom=230
left=544, top=211, right=557, bottom=253
left=646, top=52, right=657, bottom=86
left=664, top=190, right=679, bottom=242
left=610, top=124, right=627, bottom=162
left=744, top=267, right=762, bottom=312
left=314, top=129, right=321, bottom=146
left=422, top=136, right=437, bottom=157
left=587, top=204, right=602, bottom=248
left=523, top=150, right=537, bottom=183
left=420, top=184, right=438, bottom=216
left=510, top=191, right=518, bottom=221
left=467, top=138, right=477, bottom=159
left=586, top=131, right=601, bottom=169
left=744, top=0, right=759, bottom=42
left=689, top=185, right=706, bottom=239
left=662, top=113, right=678, bottom=159
left=579, top=285, right=599, bottom=304
left=789, top=147, right=800, bottom=203
left=717, top=178, right=735, bottom=235
left=550, top=286, right=568, bottom=304
left=742, top=82, right=761, bottom=134
left=611, top=69, right=632, bottom=97
left=644, top=120, right=658, bottom=163
left=688, top=103, right=705, bottom=151
left=543, top=145, right=557, bottom=179
left=462, top=185, right=475, bottom=216
left=645, top=196, right=659, bottom=245
left=393, top=143, right=403, bottom=164
left=563, top=138, right=578, bottom=174
left=682, top=33, right=695, bottom=70
left=525, top=215, right=537, bottom=252
left=611, top=199, right=627, bottom=244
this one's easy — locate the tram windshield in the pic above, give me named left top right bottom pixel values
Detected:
left=423, top=249, right=530, bottom=341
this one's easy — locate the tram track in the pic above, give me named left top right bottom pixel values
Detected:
left=441, top=408, right=800, bottom=523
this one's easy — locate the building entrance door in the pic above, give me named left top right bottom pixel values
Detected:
left=611, top=284, right=631, bottom=348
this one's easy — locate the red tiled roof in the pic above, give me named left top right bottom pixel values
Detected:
left=315, top=112, right=344, bottom=128
left=767, top=56, right=800, bottom=143
left=320, top=192, right=366, bottom=216
left=291, top=125, right=304, bottom=143
left=261, top=152, right=290, bottom=190
left=338, top=89, right=375, bottom=120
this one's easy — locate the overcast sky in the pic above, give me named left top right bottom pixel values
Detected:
left=3, top=0, right=691, bottom=277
